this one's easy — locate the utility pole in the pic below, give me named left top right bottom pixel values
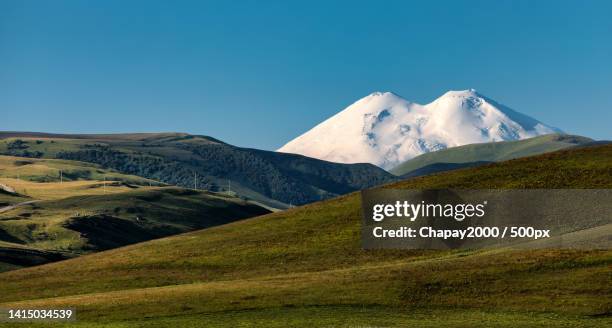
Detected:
left=103, top=176, right=106, bottom=193
left=194, top=172, right=197, bottom=190
left=60, top=169, right=63, bottom=184
left=228, top=180, right=231, bottom=195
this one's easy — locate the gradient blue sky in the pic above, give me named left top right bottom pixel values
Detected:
left=1, top=0, right=611, bottom=150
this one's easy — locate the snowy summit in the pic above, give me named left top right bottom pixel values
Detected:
left=278, top=89, right=561, bottom=170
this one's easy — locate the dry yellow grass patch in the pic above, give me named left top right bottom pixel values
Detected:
left=0, top=178, right=144, bottom=200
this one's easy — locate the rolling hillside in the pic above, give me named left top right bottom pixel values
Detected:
left=0, top=154, right=161, bottom=186
left=0, top=144, right=610, bottom=327
left=0, top=132, right=396, bottom=208
left=390, top=133, right=594, bottom=176
left=0, top=190, right=28, bottom=207
left=0, top=154, right=270, bottom=272
left=0, top=155, right=166, bottom=203
left=0, top=187, right=269, bottom=254
left=0, top=241, right=69, bottom=273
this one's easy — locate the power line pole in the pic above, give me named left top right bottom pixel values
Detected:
left=194, top=172, right=197, bottom=190
left=60, top=169, right=63, bottom=184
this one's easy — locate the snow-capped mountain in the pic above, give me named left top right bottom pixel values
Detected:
left=278, top=89, right=561, bottom=170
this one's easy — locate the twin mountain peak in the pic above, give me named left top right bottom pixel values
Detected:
left=278, top=89, right=560, bottom=170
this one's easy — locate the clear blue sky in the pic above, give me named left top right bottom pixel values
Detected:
left=1, top=0, right=611, bottom=150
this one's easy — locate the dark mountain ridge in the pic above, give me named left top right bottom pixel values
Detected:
left=0, top=132, right=397, bottom=208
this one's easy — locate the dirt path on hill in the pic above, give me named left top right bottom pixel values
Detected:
left=0, top=200, right=39, bottom=214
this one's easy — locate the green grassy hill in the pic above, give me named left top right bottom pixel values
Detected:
left=0, top=190, right=28, bottom=207
left=0, top=241, right=69, bottom=273
left=0, top=155, right=165, bottom=203
left=0, top=154, right=270, bottom=271
left=0, top=187, right=269, bottom=255
left=0, top=132, right=397, bottom=208
left=390, top=134, right=595, bottom=176
left=0, top=144, right=610, bottom=327
left=0, top=154, right=161, bottom=186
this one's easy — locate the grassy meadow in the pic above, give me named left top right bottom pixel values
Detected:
left=0, top=144, right=610, bottom=327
